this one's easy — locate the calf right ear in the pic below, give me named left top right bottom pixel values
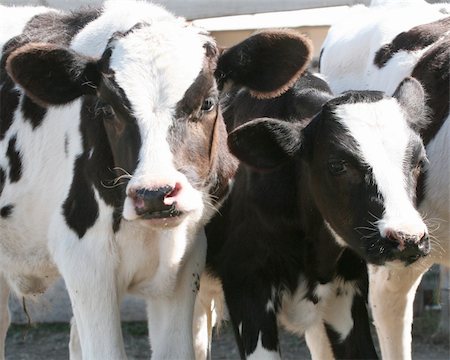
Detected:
left=216, top=30, right=312, bottom=99
left=228, top=118, right=302, bottom=170
left=6, top=43, right=101, bottom=106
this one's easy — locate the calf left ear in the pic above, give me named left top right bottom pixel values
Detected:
left=6, top=43, right=101, bottom=106
left=393, top=77, right=429, bottom=131
left=216, top=30, right=312, bottom=99
left=228, top=118, right=302, bottom=170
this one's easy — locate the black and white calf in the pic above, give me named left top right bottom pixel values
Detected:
left=196, top=68, right=430, bottom=358
left=0, top=1, right=311, bottom=358
left=320, top=0, right=449, bottom=358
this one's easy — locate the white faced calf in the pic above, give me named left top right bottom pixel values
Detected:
left=0, top=1, right=310, bottom=358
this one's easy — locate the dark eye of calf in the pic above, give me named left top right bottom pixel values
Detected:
left=201, top=97, right=216, bottom=113
left=328, top=159, right=347, bottom=175
left=412, top=158, right=427, bottom=176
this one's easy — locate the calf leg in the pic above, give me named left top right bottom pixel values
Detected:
left=369, top=262, right=429, bottom=360
left=50, top=232, right=126, bottom=360
left=0, top=275, right=10, bottom=360
left=194, top=273, right=225, bottom=360
left=324, top=292, right=378, bottom=359
left=223, top=281, right=280, bottom=360
left=146, top=230, right=207, bottom=359
left=305, top=322, right=334, bottom=360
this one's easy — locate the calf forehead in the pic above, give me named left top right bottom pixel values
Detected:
left=333, top=99, right=412, bottom=168
left=110, top=23, right=209, bottom=119
left=332, top=98, right=418, bottom=208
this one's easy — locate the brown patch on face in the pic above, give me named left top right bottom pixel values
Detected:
left=170, top=43, right=237, bottom=202
left=374, top=16, right=450, bottom=68
left=208, top=111, right=239, bottom=201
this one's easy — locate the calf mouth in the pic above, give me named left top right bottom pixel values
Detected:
left=136, top=203, right=183, bottom=220
left=365, top=236, right=430, bottom=266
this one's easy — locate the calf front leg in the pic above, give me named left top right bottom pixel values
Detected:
left=223, top=281, right=281, bottom=360
left=146, top=229, right=207, bottom=359
left=305, top=322, right=334, bottom=360
left=50, top=232, right=126, bottom=360
left=193, top=272, right=225, bottom=360
left=369, top=262, right=429, bottom=360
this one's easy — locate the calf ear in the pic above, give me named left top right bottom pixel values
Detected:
left=393, top=77, right=429, bottom=131
left=228, top=118, right=302, bottom=170
left=216, top=30, right=312, bottom=99
left=6, top=43, right=101, bottom=106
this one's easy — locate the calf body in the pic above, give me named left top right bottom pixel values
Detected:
left=0, top=1, right=310, bottom=358
left=320, top=1, right=449, bottom=358
left=200, top=70, right=429, bottom=359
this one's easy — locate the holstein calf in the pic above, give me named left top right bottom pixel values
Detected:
left=0, top=1, right=310, bottom=358
left=320, top=1, right=449, bottom=358
left=197, top=70, right=430, bottom=359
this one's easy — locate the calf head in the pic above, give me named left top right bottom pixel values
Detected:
left=229, top=78, right=430, bottom=265
left=5, top=20, right=311, bottom=230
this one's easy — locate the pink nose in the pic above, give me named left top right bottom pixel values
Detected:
left=385, top=229, right=425, bottom=250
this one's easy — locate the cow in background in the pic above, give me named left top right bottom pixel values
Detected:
left=320, top=0, right=450, bottom=359
left=0, top=1, right=311, bottom=358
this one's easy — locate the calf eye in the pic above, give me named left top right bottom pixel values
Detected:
left=328, top=159, right=347, bottom=175
left=417, top=159, right=427, bottom=170
left=413, top=158, right=427, bottom=176
left=201, top=97, right=216, bottom=112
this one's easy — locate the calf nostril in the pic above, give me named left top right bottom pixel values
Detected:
left=135, top=186, right=173, bottom=200
left=386, top=230, right=406, bottom=243
left=165, top=183, right=182, bottom=199
left=417, top=233, right=430, bottom=254
left=133, top=186, right=175, bottom=214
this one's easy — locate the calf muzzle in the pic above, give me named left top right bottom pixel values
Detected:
left=386, top=231, right=430, bottom=265
left=133, top=186, right=182, bottom=219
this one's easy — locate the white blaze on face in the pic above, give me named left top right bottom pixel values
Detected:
left=334, top=99, right=426, bottom=238
left=108, top=22, right=209, bottom=220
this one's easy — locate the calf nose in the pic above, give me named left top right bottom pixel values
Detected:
left=133, top=186, right=176, bottom=217
left=387, top=230, right=430, bottom=264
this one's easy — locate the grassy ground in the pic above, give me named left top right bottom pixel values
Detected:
left=5, top=311, right=450, bottom=359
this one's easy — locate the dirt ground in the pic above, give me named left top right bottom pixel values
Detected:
left=5, top=317, right=450, bottom=360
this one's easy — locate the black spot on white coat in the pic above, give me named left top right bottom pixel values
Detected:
left=6, top=136, right=22, bottom=183
left=62, top=155, right=99, bottom=239
left=0, top=204, right=14, bottom=218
